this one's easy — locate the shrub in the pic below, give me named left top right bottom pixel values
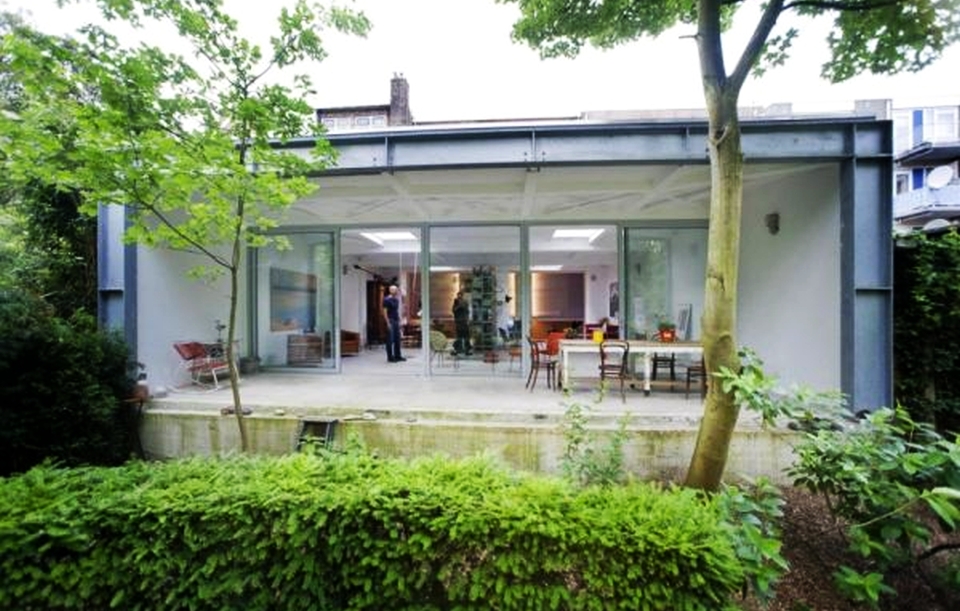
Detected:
left=0, top=453, right=745, bottom=611
left=0, top=288, right=136, bottom=476
left=788, top=406, right=960, bottom=608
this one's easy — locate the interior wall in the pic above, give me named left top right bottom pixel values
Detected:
left=340, top=261, right=365, bottom=341
left=584, top=264, right=618, bottom=325
left=137, top=245, right=238, bottom=391
left=738, top=165, right=841, bottom=391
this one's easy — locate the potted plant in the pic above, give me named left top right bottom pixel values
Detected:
left=657, top=319, right=677, bottom=342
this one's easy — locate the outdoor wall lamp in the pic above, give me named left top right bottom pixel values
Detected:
left=764, top=212, right=780, bottom=235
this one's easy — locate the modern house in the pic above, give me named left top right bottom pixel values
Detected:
left=100, top=77, right=895, bottom=413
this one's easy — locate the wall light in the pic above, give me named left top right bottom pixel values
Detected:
left=764, top=213, right=780, bottom=235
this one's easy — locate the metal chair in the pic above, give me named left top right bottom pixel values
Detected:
left=599, top=339, right=630, bottom=402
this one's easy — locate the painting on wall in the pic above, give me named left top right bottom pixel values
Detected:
left=270, top=268, right=317, bottom=332
left=608, top=281, right=620, bottom=320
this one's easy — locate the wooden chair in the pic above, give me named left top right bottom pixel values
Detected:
left=525, top=336, right=557, bottom=390
left=173, top=341, right=230, bottom=390
left=599, top=339, right=630, bottom=402
left=685, top=357, right=708, bottom=399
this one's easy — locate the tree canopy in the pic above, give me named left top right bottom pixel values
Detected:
left=1, top=0, right=370, bottom=449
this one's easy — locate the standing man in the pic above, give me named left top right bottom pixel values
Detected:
left=382, top=284, right=405, bottom=363
left=452, top=290, right=471, bottom=355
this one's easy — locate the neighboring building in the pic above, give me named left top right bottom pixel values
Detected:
left=100, top=81, right=896, bottom=412
left=891, top=104, right=960, bottom=228
left=315, top=73, right=413, bottom=131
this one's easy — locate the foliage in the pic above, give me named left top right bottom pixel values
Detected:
left=499, top=0, right=960, bottom=493
left=716, top=477, right=789, bottom=605
left=0, top=287, right=137, bottom=476
left=558, top=398, right=630, bottom=487
left=0, top=184, right=98, bottom=317
left=715, top=347, right=850, bottom=430
left=0, top=453, right=746, bottom=610
left=788, top=406, right=960, bottom=608
left=0, top=0, right=370, bottom=449
left=894, top=228, right=960, bottom=434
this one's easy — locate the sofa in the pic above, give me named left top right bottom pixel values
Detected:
left=341, top=330, right=361, bottom=356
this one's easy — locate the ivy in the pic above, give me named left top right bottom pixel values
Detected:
left=894, top=229, right=960, bottom=434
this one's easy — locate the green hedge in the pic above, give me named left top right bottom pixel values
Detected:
left=0, top=454, right=743, bottom=610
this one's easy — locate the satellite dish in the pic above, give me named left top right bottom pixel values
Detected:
left=922, top=218, right=952, bottom=233
left=927, top=165, right=955, bottom=189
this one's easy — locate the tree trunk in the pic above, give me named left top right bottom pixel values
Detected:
left=227, top=263, right=249, bottom=451
left=684, top=90, right=744, bottom=491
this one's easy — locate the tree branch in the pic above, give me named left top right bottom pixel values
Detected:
left=729, top=0, right=785, bottom=94
left=784, top=0, right=902, bottom=10
left=917, top=542, right=960, bottom=561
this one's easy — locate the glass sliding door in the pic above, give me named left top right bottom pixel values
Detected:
left=624, top=227, right=707, bottom=341
left=428, top=226, right=520, bottom=376
left=255, top=231, right=336, bottom=370
left=529, top=225, right=618, bottom=340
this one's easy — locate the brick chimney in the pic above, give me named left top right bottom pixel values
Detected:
left=389, top=73, right=412, bottom=126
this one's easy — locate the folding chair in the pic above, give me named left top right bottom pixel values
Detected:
left=173, top=341, right=231, bottom=390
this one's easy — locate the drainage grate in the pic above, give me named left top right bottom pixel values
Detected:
left=295, top=417, right=338, bottom=452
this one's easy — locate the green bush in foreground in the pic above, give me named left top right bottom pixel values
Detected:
left=0, top=453, right=743, bottom=610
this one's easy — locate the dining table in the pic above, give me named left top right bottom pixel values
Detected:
left=558, top=339, right=703, bottom=395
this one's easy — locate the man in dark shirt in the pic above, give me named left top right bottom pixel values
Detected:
left=382, top=285, right=405, bottom=363
left=452, top=291, right=471, bottom=355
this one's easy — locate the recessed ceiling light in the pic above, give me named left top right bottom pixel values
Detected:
left=552, top=228, right=605, bottom=243
left=429, top=266, right=459, bottom=272
left=531, top=264, right=563, bottom=271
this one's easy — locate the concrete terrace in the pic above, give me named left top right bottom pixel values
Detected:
left=141, top=345, right=798, bottom=482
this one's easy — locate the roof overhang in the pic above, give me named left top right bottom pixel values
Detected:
left=896, top=140, right=960, bottom=167
left=271, top=116, right=891, bottom=227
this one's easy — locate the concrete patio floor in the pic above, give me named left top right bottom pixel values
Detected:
left=148, top=343, right=764, bottom=431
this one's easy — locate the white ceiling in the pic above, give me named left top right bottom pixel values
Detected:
left=284, top=162, right=830, bottom=267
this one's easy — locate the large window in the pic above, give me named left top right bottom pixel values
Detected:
left=529, top=225, right=617, bottom=339
left=428, top=226, right=520, bottom=376
left=624, top=227, right=707, bottom=340
left=256, top=232, right=336, bottom=370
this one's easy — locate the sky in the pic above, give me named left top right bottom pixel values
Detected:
left=3, top=0, right=959, bottom=121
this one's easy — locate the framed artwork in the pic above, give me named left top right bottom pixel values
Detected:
left=609, top=281, right=620, bottom=319
left=676, top=303, right=693, bottom=341
left=270, top=268, right=317, bottom=332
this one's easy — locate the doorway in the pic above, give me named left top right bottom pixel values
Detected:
left=340, top=227, right=423, bottom=372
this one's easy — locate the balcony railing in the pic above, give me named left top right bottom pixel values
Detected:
left=894, top=183, right=960, bottom=218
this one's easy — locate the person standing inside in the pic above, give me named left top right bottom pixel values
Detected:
left=382, top=284, right=405, bottom=363
left=452, top=290, right=472, bottom=355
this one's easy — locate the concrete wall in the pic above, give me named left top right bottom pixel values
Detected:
left=139, top=411, right=801, bottom=484
left=739, top=165, right=841, bottom=390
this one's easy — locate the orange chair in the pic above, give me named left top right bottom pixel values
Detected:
left=173, top=341, right=230, bottom=389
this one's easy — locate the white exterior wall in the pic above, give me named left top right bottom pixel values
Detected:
left=738, top=165, right=841, bottom=391
left=137, top=245, right=242, bottom=391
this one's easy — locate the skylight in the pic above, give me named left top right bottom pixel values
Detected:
left=360, top=231, right=418, bottom=246
left=552, top=228, right=605, bottom=243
